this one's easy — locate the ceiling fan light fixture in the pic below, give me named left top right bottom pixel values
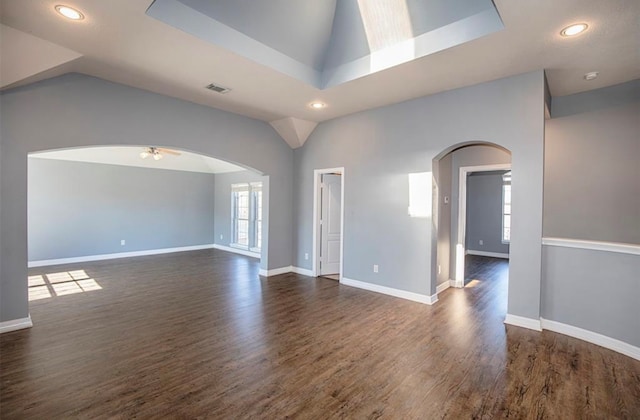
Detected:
left=140, top=150, right=150, bottom=159
left=153, top=152, right=163, bottom=161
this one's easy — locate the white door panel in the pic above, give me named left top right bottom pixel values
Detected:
left=320, top=174, right=341, bottom=276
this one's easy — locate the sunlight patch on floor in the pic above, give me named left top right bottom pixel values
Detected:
left=28, top=270, right=102, bottom=301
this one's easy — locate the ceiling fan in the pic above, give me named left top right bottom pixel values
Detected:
left=139, top=147, right=181, bottom=161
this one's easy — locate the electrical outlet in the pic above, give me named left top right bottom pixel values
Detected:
left=304, top=253, right=309, bottom=260
left=479, top=239, right=484, bottom=245
left=220, top=234, right=223, bottom=240
left=444, top=196, right=449, bottom=204
left=120, top=239, right=126, bottom=246
left=373, top=264, right=379, bottom=273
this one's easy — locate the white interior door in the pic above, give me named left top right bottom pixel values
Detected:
left=320, top=174, right=341, bottom=276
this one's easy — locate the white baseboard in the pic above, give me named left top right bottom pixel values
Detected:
left=341, top=277, right=438, bottom=305
left=212, top=244, right=260, bottom=258
left=466, top=250, right=509, bottom=259
left=0, top=315, right=33, bottom=334
left=541, top=318, right=640, bottom=361
left=504, top=314, right=542, bottom=331
left=451, top=279, right=464, bottom=288
left=292, top=266, right=314, bottom=277
left=257, top=266, right=315, bottom=277
left=436, top=281, right=450, bottom=295
left=28, top=244, right=218, bottom=268
left=259, top=266, right=293, bottom=277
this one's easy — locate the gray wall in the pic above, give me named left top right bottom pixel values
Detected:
left=545, top=83, right=640, bottom=245
left=0, top=73, right=293, bottom=323
left=294, top=70, right=545, bottom=321
left=434, top=153, right=452, bottom=286
left=28, top=158, right=216, bottom=261
left=465, top=171, right=510, bottom=255
left=542, top=246, right=640, bottom=347
left=541, top=80, right=640, bottom=349
left=213, top=170, right=264, bottom=247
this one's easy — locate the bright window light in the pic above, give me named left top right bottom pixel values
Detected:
left=28, top=270, right=102, bottom=301
left=502, top=171, right=511, bottom=243
left=357, top=0, right=416, bottom=72
left=408, top=172, right=432, bottom=218
left=28, top=275, right=46, bottom=287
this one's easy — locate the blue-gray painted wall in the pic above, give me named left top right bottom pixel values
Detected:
left=465, top=171, right=510, bottom=255
left=28, top=158, right=216, bottom=261
left=542, top=81, right=639, bottom=347
left=0, top=73, right=293, bottom=322
left=293, top=70, right=545, bottom=321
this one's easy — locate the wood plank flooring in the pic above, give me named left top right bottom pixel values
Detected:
left=1, top=251, right=638, bottom=419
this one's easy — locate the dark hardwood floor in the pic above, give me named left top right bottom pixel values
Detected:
left=1, top=251, right=638, bottom=419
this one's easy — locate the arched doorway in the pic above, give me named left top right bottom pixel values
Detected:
left=432, top=142, right=512, bottom=304
left=26, top=145, right=268, bottom=304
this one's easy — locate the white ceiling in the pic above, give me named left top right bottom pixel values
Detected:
left=1, top=0, right=638, bottom=130
left=30, top=147, right=247, bottom=174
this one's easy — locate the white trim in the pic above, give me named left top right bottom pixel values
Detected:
left=0, top=315, right=33, bottom=334
left=256, top=266, right=316, bottom=277
left=28, top=244, right=218, bottom=268
left=504, top=314, right=542, bottom=331
left=213, top=244, right=260, bottom=258
left=541, top=318, right=640, bottom=361
left=436, top=281, right=450, bottom=295
left=466, top=250, right=509, bottom=259
left=312, top=167, right=345, bottom=280
left=292, top=266, right=314, bottom=277
left=259, top=266, right=292, bottom=277
left=450, top=278, right=463, bottom=288
left=542, top=237, right=640, bottom=256
left=341, top=277, right=438, bottom=305
left=456, top=163, right=511, bottom=284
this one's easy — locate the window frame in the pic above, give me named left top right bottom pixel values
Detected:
left=230, top=182, right=262, bottom=252
left=502, top=171, right=511, bottom=244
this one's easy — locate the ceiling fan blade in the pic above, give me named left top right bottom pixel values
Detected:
left=158, top=148, right=181, bottom=156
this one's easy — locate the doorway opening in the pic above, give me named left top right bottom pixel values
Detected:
left=432, top=143, right=512, bottom=297
left=26, top=146, right=266, bottom=304
left=455, top=164, right=511, bottom=286
left=312, top=168, right=345, bottom=281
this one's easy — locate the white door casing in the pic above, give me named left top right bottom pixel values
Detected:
left=454, top=163, right=511, bottom=287
left=319, top=174, right=342, bottom=275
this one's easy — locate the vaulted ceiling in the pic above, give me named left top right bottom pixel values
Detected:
left=147, top=0, right=503, bottom=89
left=1, top=0, right=638, bottom=148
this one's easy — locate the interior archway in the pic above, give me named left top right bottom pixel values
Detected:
left=431, top=142, right=512, bottom=306
left=26, top=145, right=268, bottom=304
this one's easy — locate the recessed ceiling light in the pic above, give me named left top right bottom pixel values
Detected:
left=310, top=102, right=326, bottom=109
left=560, top=23, right=588, bottom=37
left=584, top=71, right=599, bottom=81
left=55, top=5, right=84, bottom=20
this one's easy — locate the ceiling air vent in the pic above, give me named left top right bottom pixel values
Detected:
left=205, top=83, right=231, bottom=94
